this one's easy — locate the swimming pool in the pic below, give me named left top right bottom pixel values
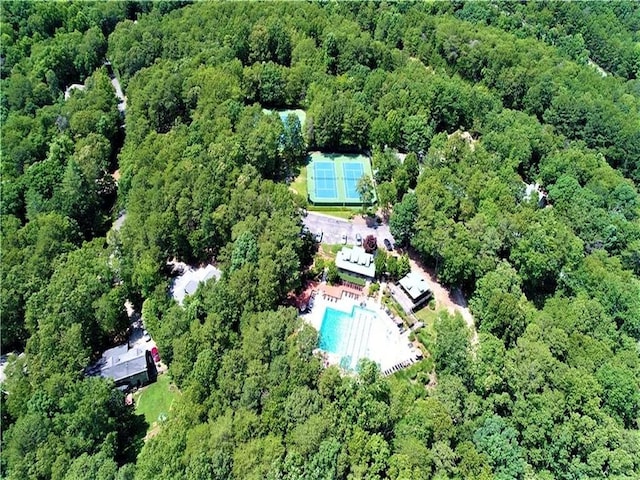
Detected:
left=319, top=306, right=378, bottom=370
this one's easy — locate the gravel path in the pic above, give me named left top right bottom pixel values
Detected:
left=405, top=248, right=479, bottom=346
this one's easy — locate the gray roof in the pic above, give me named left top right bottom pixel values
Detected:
left=171, top=264, right=222, bottom=305
left=184, top=280, right=199, bottom=294
left=91, top=344, right=148, bottom=383
left=203, top=269, right=219, bottom=281
left=335, top=246, right=375, bottom=278
left=398, top=272, right=431, bottom=300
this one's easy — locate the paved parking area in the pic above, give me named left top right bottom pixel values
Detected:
left=302, top=212, right=395, bottom=247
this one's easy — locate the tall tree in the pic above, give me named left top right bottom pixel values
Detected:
left=473, top=416, right=526, bottom=480
left=434, top=311, right=470, bottom=377
left=280, top=114, right=306, bottom=171
left=389, top=192, right=418, bottom=247
left=356, top=174, right=375, bottom=216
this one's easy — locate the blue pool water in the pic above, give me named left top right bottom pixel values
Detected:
left=319, top=306, right=377, bottom=370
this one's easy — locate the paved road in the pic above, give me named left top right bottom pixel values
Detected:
left=302, top=212, right=395, bottom=247
left=111, top=76, right=127, bottom=112
left=0, top=354, right=9, bottom=383
left=0, top=353, right=23, bottom=383
left=113, top=211, right=127, bottom=231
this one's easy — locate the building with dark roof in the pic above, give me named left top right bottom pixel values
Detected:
left=393, top=271, right=432, bottom=313
left=88, top=344, right=156, bottom=389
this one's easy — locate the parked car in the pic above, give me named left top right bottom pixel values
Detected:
left=341, top=233, right=347, bottom=244
left=384, top=238, right=393, bottom=251
left=142, top=330, right=151, bottom=342
left=151, top=346, right=160, bottom=363
left=314, top=231, right=323, bottom=243
left=355, top=233, right=362, bottom=246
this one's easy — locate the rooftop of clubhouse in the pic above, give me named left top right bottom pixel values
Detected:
left=336, top=246, right=375, bottom=278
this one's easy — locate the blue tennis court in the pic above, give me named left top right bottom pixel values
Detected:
left=342, top=162, right=364, bottom=201
left=306, top=153, right=375, bottom=205
left=313, top=162, right=338, bottom=199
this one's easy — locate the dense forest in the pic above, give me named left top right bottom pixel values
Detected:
left=1, top=2, right=639, bottom=479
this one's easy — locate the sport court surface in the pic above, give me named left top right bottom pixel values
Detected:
left=307, top=152, right=376, bottom=205
left=262, top=108, right=306, bottom=127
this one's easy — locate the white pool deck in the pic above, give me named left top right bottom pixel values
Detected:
left=301, top=293, right=418, bottom=373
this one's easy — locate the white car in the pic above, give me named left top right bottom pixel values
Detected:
left=142, top=330, right=151, bottom=342
left=355, top=233, right=362, bottom=246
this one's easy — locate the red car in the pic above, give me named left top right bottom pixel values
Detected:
left=151, top=346, right=160, bottom=363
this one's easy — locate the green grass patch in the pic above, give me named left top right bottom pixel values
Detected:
left=290, top=165, right=308, bottom=199
left=320, top=244, right=343, bottom=257
left=413, top=306, right=439, bottom=327
left=412, top=307, right=444, bottom=356
left=307, top=206, right=358, bottom=219
left=338, top=272, right=367, bottom=287
left=134, top=375, right=179, bottom=427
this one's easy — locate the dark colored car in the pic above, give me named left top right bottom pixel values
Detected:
left=384, top=238, right=393, bottom=251
left=151, top=347, right=160, bottom=363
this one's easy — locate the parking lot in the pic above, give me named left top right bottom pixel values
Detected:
left=302, top=212, right=395, bottom=248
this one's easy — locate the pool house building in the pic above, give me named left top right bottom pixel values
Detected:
left=394, top=271, right=432, bottom=312
left=335, top=246, right=375, bottom=280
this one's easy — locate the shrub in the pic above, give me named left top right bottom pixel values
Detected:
left=327, top=263, right=340, bottom=284
left=338, top=272, right=366, bottom=286
left=363, top=234, right=377, bottom=253
left=397, top=254, right=411, bottom=278
left=311, top=257, right=326, bottom=278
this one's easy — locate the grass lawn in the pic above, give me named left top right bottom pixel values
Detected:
left=134, top=375, right=180, bottom=427
left=413, top=305, right=439, bottom=328
left=289, top=165, right=307, bottom=198
left=320, top=243, right=343, bottom=258
left=413, top=306, right=444, bottom=352
left=308, top=207, right=359, bottom=220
